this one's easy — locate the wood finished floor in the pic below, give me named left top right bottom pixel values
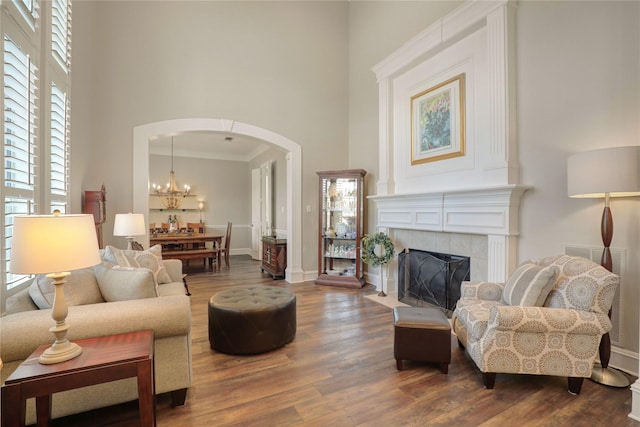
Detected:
left=51, top=255, right=638, bottom=427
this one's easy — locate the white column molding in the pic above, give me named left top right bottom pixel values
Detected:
left=376, top=78, right=394, bottom=196
left=631, top=379, right=640, bottom=421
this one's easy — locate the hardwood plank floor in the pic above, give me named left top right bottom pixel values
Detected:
left=51, top=256, right=638, bottom=426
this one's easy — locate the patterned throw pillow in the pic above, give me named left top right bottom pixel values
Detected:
left=103, top=245, right=172, bottom=285
left=502, top=263, right=559, bottom=306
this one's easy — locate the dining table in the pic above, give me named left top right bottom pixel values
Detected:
left=150, top=233, right=224, bottom=269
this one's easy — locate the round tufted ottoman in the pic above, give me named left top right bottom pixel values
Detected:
left=208, top=285, right=296, bottom=355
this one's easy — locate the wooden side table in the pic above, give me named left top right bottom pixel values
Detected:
left=1, top=330, right=155, bottom=427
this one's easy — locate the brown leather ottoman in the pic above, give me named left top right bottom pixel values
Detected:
left=208, top=285, right=296, bottom=355
left=393, top=306, right=451, bottom=373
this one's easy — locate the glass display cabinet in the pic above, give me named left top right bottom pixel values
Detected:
left=315, top=169, right=366, bottom=288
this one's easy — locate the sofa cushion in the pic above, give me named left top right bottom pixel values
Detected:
left=29, top=267, right=104, bottom=310
left=94, top=263, right=158, bottom=302
left=502, top=263, right=559, bottom=306
left=103, top=245, right=171, bottom=285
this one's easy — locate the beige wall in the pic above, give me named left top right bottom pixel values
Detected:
left=71, top=0, right=350, bottom=264
left=515, top=0, right=640, bottom=355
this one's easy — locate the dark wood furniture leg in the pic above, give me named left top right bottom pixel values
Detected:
left=568, top=377, right=584, bottom=395
left=482, top=372, right=496, bottom=389
left=137, top=357, right=156, bottom=427
left=1, top=383, right=23, bottom=427
left=182, top=274, right=191, bottom=296
left=35, top=395, right=51, bottom=427
left=171, top=388, right=188, bottom=406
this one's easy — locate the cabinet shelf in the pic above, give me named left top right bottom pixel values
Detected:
left=316, top=169, right=366, bottom=289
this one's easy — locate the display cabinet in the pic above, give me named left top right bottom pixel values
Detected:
left=315, top=169, right=366, bottom=288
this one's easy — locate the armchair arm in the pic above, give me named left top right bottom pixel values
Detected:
left=488, top=305, right=611, bottom=335
left=460, top=281, right=504, bottom=302
left=162, top=259, right=183, bottom=282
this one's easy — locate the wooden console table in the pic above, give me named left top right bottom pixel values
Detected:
left=1, top=330, right=155, bottom=427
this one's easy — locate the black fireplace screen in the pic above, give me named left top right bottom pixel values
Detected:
left=398, top=249, right=470, bottom=317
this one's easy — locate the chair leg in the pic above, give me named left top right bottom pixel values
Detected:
left=396, top=359, right=403, bottom=371
left=482, top=372, right=496, bottom=389
left=568, top=377, right=584, bottom=395
left=440, top=363, right=449, bottom=374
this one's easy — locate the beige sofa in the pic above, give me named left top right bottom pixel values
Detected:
left=1, top=251, right=192, bottom=424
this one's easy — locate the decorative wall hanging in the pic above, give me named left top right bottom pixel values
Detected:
left=410, top=73, right=466, bottom=165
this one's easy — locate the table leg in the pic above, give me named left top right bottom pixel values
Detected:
left=35, top=394, right=52, bottom=427
left=137, top=359, right=156, bottom=427
left=2, top=384, right=25, bottom=427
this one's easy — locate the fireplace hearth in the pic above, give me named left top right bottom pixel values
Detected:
left=398, top=249, right=470, bottom=317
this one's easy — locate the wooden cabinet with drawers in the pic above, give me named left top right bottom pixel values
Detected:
left=261, top=237, right=287, bottom=279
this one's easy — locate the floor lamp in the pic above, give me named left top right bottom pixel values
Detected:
left=9, top=213, right=101, bottom=364
left=567, top=145, right=640, bottom=387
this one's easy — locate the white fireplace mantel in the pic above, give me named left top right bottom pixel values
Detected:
left=370, top=184, right=529, bottom=282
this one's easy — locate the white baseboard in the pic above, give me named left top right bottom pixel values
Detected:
left=609, top=346, right=639, bottom=377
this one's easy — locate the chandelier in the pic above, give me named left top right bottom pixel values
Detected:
left=151, top=137, right=190, bottom=210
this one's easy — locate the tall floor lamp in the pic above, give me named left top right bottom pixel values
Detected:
left=567, top=145, right=640, bottom=387
left=10, top=213, right=101, bottom=364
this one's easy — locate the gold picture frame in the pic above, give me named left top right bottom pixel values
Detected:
left=410, top=73, right=466, bottom=165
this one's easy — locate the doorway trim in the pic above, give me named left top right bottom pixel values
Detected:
left=133, top=118, right=304, bottom=283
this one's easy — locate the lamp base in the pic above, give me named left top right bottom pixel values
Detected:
left=590, top=362, right=630, bottom=388
left=39, top=340, right=82, bottom=365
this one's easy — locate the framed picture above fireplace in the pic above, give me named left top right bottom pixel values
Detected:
left=410, top=73, right=466, bottom=165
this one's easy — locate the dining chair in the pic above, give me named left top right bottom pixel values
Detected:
left=186, top=222, right=205, bottom=234
left=186, top=222, right=206, bottom=250
left=221, top=222, right=232, bottom=268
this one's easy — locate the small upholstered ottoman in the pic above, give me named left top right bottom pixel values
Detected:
left=392, top=306, right=451, bottom=373
left=208, top=285, right=296, bottom=355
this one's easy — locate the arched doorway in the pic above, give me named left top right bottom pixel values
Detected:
left=133, top=118, right=303, bottom=283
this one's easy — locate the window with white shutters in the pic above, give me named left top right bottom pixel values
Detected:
left=3, top=34, right=38, bottom=289
left=51, top=0, right=70, bottom=72
left=1, top=1, right=72, bottom=299
left=50, top=83, right=68, bottom=200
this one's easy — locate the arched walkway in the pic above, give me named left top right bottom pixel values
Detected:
left=132, top=118, right=304, bottom=283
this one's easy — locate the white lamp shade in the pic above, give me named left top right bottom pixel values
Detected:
left=568, top=145, right=640, bottom=198
left=10, top=214, right=101, bottom=274
left=113, top=213, right=146, bottom=237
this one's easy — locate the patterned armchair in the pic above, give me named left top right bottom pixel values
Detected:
left=452, top=255, right=618, bottom=394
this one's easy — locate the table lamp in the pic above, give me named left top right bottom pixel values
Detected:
left=567, top=145, right=640, bottom=387
left=9, top=213, right=101, bottom=364
left=113, top=213, right=146, bottom=250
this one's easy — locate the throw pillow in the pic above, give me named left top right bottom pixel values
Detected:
left=29, top=267, right=104, bottom=310
left=94, top=263, right=158, bottom=302
left=502, top=263, right=559, bottom=306
left=103, top=245, right=172, bottom=285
